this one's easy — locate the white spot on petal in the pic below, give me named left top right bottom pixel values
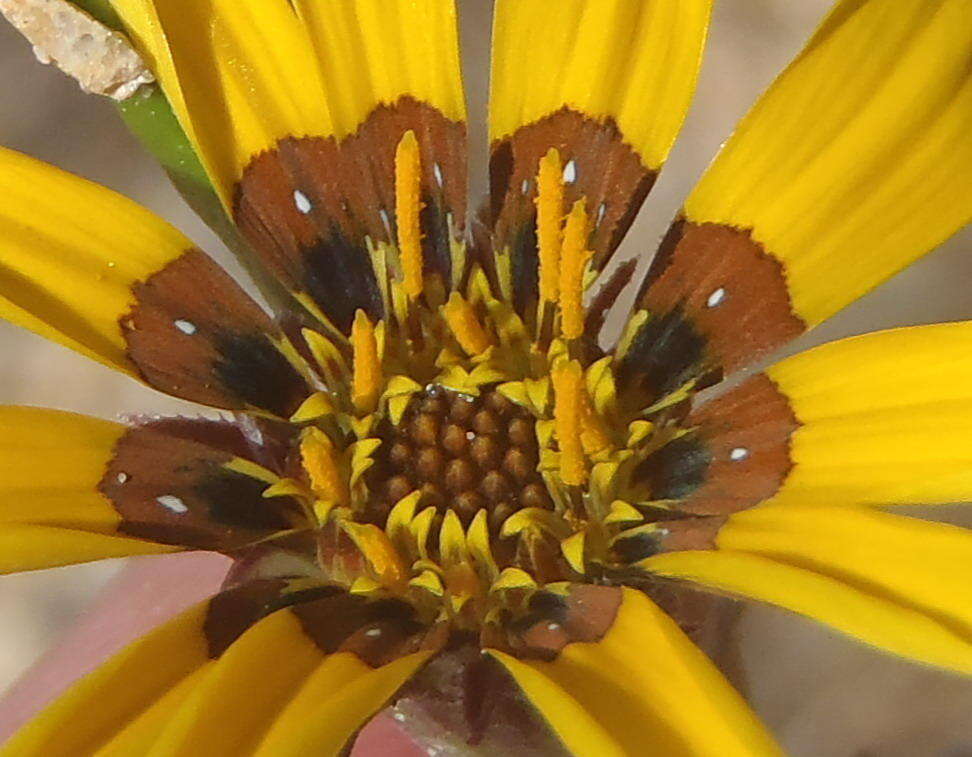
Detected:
left=393, top=712, right=406, bottom=723
left=116, top=472, right=129, bottom=484
left=596, top=202, right=607, bottom=225
left=729, top=447, right=749, bottom=462
left=546, top=621, right=562, bottom=632
left=379, top=208, right=392, bottom=235
left=433, top=162, right=444, bottom=187
left=521, top=178, right=530, bottom=194
left=156, top=495, right=188, bottom=514
left=465, top=431, right=476, bottom=441
left=706, top=288, right=726, bottom=308
left=562, top=160, right=577, bottom=184
left=174, top=319, right=197, bottom=335
left=364, top=628, right=382, bottom=638
left=293, top=189, right=312, bottom=214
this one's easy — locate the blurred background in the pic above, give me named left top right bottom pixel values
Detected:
left=0, top=1, right=971, bottom=754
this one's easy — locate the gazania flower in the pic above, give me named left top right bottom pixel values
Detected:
left=0, top=0, right=970, bottom=753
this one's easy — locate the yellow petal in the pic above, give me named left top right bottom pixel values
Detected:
left=253, top=652, right=433, bottom=756
left=644, top=545, right=972, bottom=675
left=638, top=321, right=972, bottom=515
left=3, top=599, right=213, bottom=755
left=0, top=148, right=309, bottom=414
left=489, top=588, right=780, bottom=756
left=490, top=0, right=712, bottom=289
left=722, top=504, right=972, bottom=646
left=623, top=0, right=972, bottom=401
left=769, top=321, right=972, bottom=506
left=684, top=0, right=972, bottom=327
left=294, top=0, right=466, bottom=135
left=0, top=407, right=175, bottom=572
left=93, top=667, right=211, bottom=757
left=0, top=406, right=305, bottom=572
left=490, top=0, right=711, bottom=169
left=147, top=609, right=325, bottom=756
left=111, top=0, right=332, bottom=203
left=0, top=147, right=184, bottom=374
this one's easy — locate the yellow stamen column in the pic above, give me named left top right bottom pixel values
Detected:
left=395, top=130, right=424, bottom=299
left=351, top=309, right=381, bottom=415
left=559, top=200, right=592, bottom=341
left=553, top=360, right=588, bottom=486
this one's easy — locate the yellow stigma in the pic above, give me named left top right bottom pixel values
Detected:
left=553, top=360, right=588, bottom=486
left=351, top=309, right=381, bottom=414
left=559, top=200, right=592, bottom=340
left=395, top=129, right=424, bottom=298
left=300, top=427, right=348, bottom=513
left=535, top=147, right=565, bottom=304
left=443, top=292, right=492, bottom=355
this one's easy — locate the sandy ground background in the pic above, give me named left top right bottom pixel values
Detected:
left=0, top=1, right=970, bottom=754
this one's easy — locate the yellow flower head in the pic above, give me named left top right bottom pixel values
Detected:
left=0, top=0, right=971, bottom=754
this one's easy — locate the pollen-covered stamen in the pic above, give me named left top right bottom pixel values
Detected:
left=552, top=361, right=588, bottom=486
left=559, top=200, right=593, bottom=341
left=351, top=309, right=381, bottom=415
left=364, top=385, right=552, bottom=532
left=395, top=130, right=424, bottom=299
left=535, top=147, right=564, bottom=306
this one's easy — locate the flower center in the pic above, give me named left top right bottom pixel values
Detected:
left=363, top=385, right=552, bottom=532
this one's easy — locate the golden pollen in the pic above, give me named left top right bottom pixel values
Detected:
left=363, top=384, right=552, bottom=536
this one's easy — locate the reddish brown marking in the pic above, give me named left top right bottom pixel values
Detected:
left=653, top=516, right=728, bottom=551
left=291, top=593, right=442, bottom=668
left=203, top=579, right=290, bottom=658
left=510, top=584, right=623, bottom=659
left=681, top=373, right=800, bottom=515
left=233, top=97, right=467, bottom=332
left=100, top=426, right=300, bottom=550
left=491, top=108, right=656, bottom=269
left=637, top=221, right=806, bottom=375
left=123, top=248, right=308, bottom=417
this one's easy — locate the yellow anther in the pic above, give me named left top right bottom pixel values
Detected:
left=535, top=147, right=565, bottom=303
left=442, top=292, right=492, bottom=355
left=559, top=200, right=593, bottom=340
left=299, top=427, right=348, bottom=508
left=553, top=360, right=587, bottom=486
left=351, top=309, right=381, bottom=415
left=395, top=130, right=424, bottom=298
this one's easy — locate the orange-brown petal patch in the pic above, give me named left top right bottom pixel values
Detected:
left=633, top=373, right=799, bottom=515
left=618, top=221, right=806, bottom=403
left=490, top=109, right=656, bottom=314
left=233, top=97, right=467, bottom=333
left=122, top=248, right=309, bottom=417
left=100, top=425, right=302, bottom=551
